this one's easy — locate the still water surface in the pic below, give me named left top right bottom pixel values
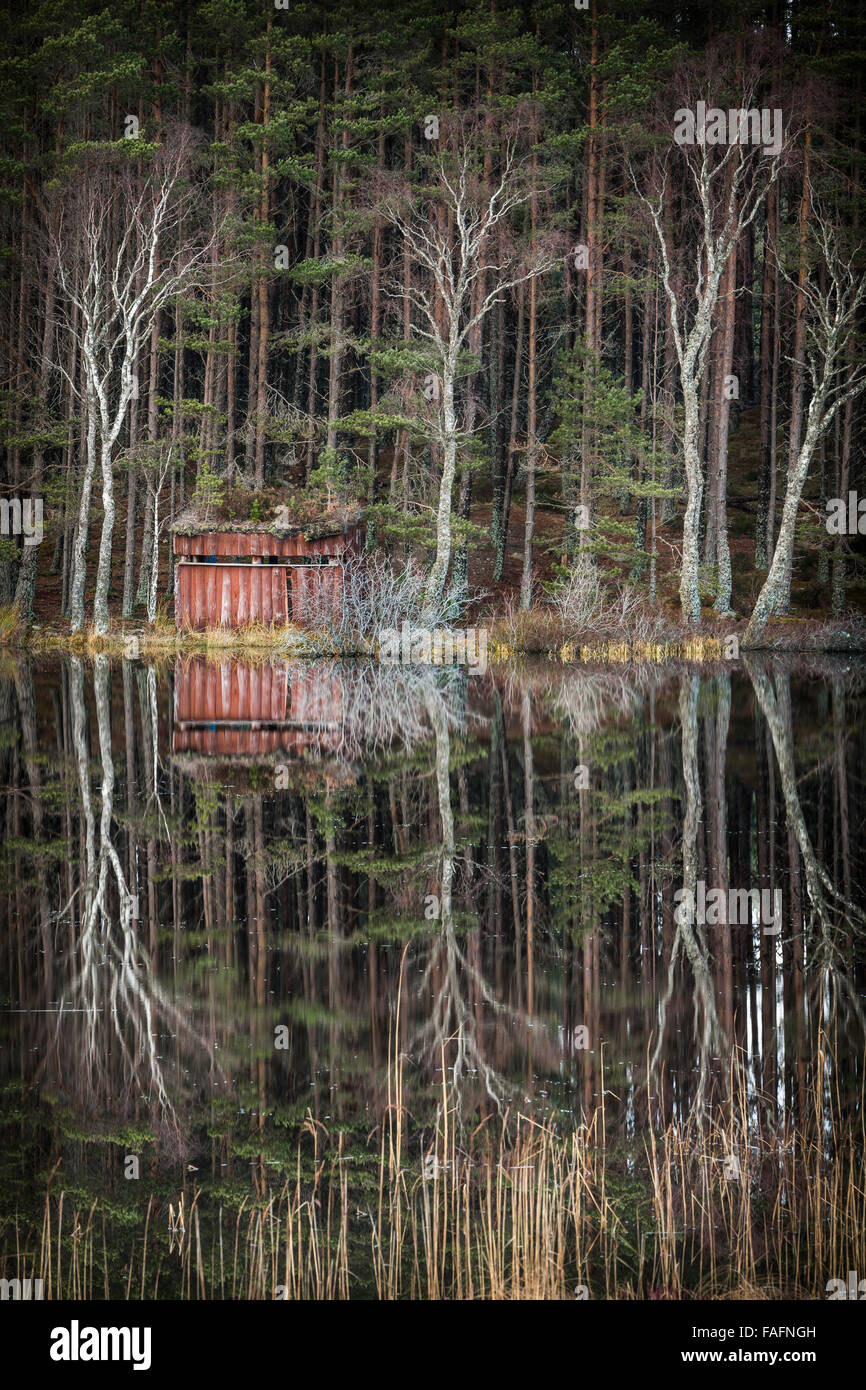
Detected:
left=1, top=654, right=864, bottom=1295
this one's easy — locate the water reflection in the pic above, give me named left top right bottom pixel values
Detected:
left=651, top=672, right=724, bottom=1120
left=1, top=652, right=864, bottom=1292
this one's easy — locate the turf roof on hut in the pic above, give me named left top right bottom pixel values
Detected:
left=171, top=486, right=363, bottom=541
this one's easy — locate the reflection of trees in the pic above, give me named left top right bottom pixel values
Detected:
left=651, top=673, right=725, bottom=1119
left=12, top=663, right=54, bottom=986
left=545, top=665, right=658, bottom=741
left=746, top=656, right=866, bottom=1034
left=5, top=650, right=865, bottom=1177
left=705, top=674, right=733, bottom=1034
left=325, top=660, right=471, bottom=761
left=410, top=683, right=539, bottom=1120
left=49, top=657, right=220, bottom=1153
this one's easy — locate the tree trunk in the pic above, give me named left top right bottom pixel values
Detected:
left=423, top=356, right=458, bottom=617
left=520, top=131, right=539, bottom=609
left=325, top=49, right=353, bottom=457
left=70, top=398, right=98, bottom=631
left=744, top=392, right=825, bottom=644
left=494, top=281, right=524, bottom=582
left=680, top=361, right=705, bottom=623
left=93, top=441, right=117, bottom=634
left=776, top=132, right=812, bottom=613
left=254, top=24, right=272, bottom=488
left=712, top=225, right=737, bottom=615
left=756, top=187, right=776, bottom=569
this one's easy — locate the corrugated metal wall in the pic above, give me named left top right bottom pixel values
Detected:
left=175, top=560, right=347, bottom=630
left=174, top=526, right=360, bottom=560
left=175, top=659, right=289, bottom=723
left=173, top=726, right=336, bottom=755
left=172, top=659, right=344, bottom=755
left=175, top=562, right=289, bottom=629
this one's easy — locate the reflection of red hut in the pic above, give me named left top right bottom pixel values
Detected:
left=171, top=499, right=362, bottom=631
left=172, top=658, right=344, bottom=756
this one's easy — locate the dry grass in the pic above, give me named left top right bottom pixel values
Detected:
left=0, top=603, right=23, bottom=645
left=741, top=614, right=866, bottom=653
left=15, top=618, right=335, bottom=661
left=8, top=573, right=866, bottom=665
left=3, top=1032, right=862, bottom=1301
left=485, top=569, right=749, bottom=663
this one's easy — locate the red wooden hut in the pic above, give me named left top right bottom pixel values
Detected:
left=172, top=501, right=363, bottom=631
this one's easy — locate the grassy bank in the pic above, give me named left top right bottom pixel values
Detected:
left=3, top=609, right=866, bottom=665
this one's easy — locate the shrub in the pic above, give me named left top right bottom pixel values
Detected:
left=299, top=552, right=477, bottom=649
left=546, top=559, right=674, bottom=647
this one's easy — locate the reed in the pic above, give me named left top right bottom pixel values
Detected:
left=2, top=1041, right=862, bottom=1301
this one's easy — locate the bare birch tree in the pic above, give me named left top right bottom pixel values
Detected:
left=632, top=63, right=787, bottom=622
left=744, top=198, right=866, bottom=645
left=133, top=440, right=175, bottom=624
left=380, top=125, right=560, bottom=618
left=52, top=130, right=216, bottom=633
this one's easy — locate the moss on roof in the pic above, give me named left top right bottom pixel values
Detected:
left=171, top=486, right=362, bottom=541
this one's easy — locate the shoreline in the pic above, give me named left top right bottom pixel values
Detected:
left=5, top=617, right=866, bottom=664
